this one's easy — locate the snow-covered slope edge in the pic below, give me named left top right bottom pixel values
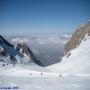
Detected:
left=46, top=35, right=90, bottom=74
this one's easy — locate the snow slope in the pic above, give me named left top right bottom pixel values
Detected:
left=47, top=36, right=90, bottom=74
left=0, top=75, right=90, bottom=90
left=0, top=65, right=90, bottom=90
left=0, top=34, right=90, bottom=90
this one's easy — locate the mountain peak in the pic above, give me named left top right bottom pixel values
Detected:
left=64, top=21, right=90, bottom=55
left=0, top=35, right=43, bottom=66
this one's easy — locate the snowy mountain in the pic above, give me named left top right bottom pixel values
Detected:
left=47, top=21, right=90, bottom=74
left=0, top=22, right=90, bottom=90
left=64, top=20, right=90, bottom=55
left=0, top=35, right=90, bottom=89
left=9, top=33, right=69, bottom=66
left=0, top=35, right=43, bottom=66
left=47, top=36, right=90, bottom=73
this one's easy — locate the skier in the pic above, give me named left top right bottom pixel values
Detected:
left=30, top=72, right=32, bottom=76
left=59, top=73, right=61, bottom=77
left=41, top=72, right=43, bottom=75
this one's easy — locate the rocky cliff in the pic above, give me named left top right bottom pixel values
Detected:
left=64, top=21, right=90, bottom=55
left=0, top=35, right=43, bottom=66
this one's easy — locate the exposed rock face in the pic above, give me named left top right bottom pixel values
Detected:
left=0, top=35, right=43, bottom=66
left=16, top=43, right=32, bottom=59
left=16, top=43, right=43, bottom=66
left=64, top=21, right=90, bottom=55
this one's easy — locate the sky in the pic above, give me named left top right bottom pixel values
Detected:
left=0, top=0, right=90, bottom=35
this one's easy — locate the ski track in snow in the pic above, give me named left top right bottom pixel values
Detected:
left=0, top=66, right=90, bottom=78
left=0, top=73, right=90, bottom=90
left=0, top=66, right=90, bottom=90
left=0, top=35, right=90, bottom=90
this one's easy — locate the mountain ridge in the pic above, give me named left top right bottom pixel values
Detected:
left=0, top=35, right=43, bottom=66
left=64, top=21, right=90, bottom=55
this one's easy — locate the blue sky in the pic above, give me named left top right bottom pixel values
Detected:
left=0, top=0, right=90, bottom=34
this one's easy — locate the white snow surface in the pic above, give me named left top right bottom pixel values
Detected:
left=47, top=36, right=90, bottom=74
left=0, top=65, right=90, bottom=90
left=0, top=35, right=90, bottom=90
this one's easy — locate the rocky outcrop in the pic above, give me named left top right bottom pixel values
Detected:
left=16, top=43, right=43, bottom=66
left=16, top=43, right=32, bottom=60
left=64, top=21, right=90, bottom=55
left=0, top=35, right=43, bottom=66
